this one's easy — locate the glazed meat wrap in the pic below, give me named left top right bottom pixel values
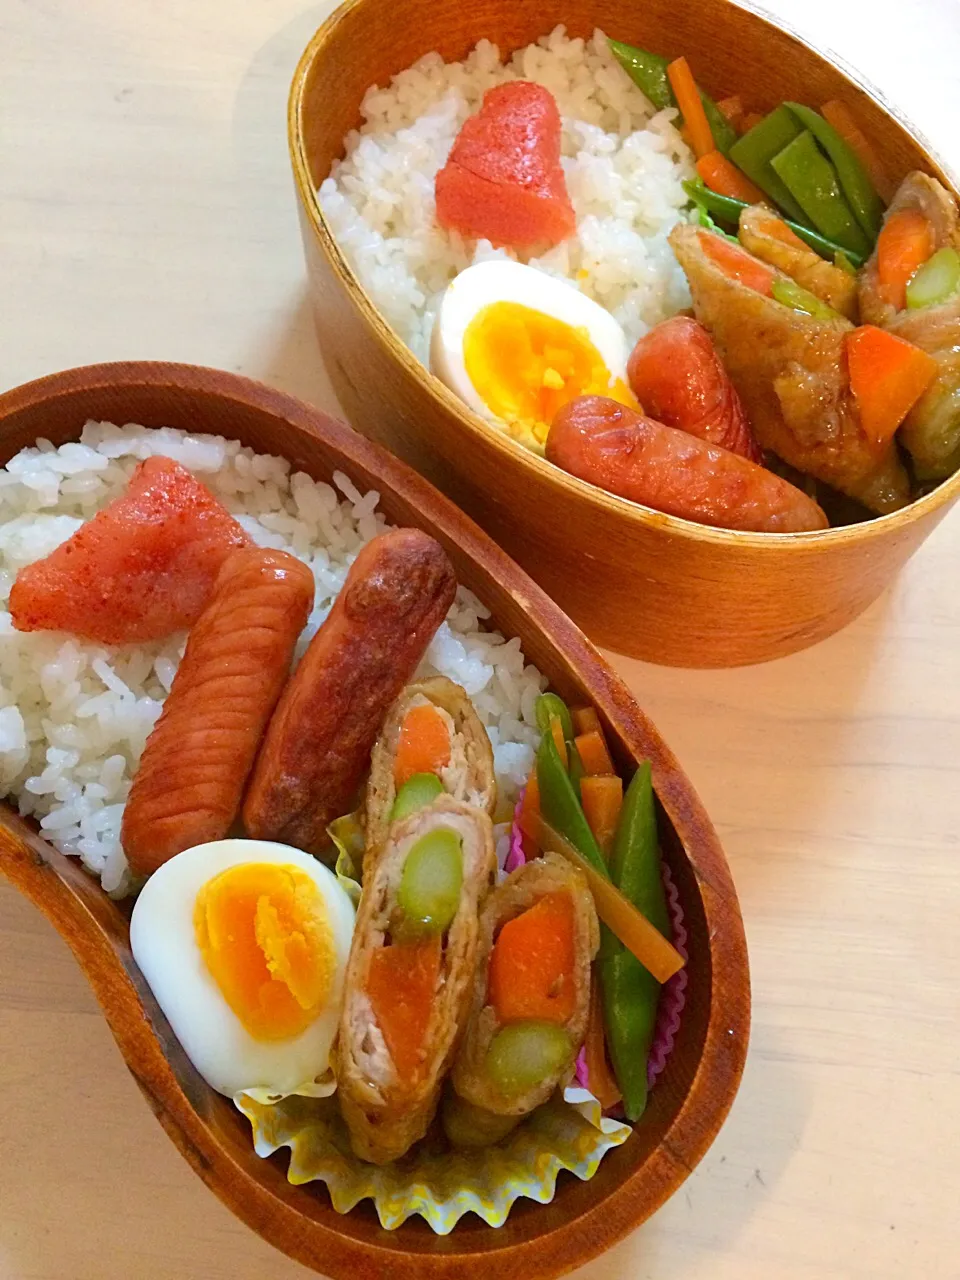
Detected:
left=337, top=797, right=496, bottom=1164
left=737, top=205, right=859, bottom=320
left=859, top=172, right=960, bottom=478
left=449, top=852, right=599, bottom=1123
left=364, top=676, right=496, bottom=871
left=670, top=223, right=911, bottom=513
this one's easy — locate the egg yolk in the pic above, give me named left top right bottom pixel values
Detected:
left=462, top=301, right=634, bottom=443
left=194, top=863, right=335, bottom=1042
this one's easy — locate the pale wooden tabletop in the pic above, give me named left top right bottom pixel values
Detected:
left=2, top=2, right=959, bottom=1278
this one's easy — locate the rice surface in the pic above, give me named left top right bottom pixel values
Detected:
left=0, top=423, right=545, bottom=894
left=318, top=26, right=695, bottom=362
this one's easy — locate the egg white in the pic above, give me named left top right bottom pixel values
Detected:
left=130, top=839, right=355, bottom=1100
left=429, top=259, right=630, bottom=421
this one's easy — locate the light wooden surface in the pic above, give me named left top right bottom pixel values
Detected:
left=0, top=1, right=957, bottom=1278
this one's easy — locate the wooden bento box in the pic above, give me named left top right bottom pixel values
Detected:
left=289, top=0, right=960, bottom=667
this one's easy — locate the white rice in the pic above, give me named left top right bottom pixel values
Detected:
left=318, top=26, right=695, bottom=363
left=0, top=423, right=546, bottom=895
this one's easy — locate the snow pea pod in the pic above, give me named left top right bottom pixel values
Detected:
left=784, top=102, right=884, bottom=241
left=608, top=39, right=738, bottom=155
left=681, top=179, right=867, bottom=267
left=600, top=762, right=671, bottom=1121
left=728, top=106, right=807, bottom=223
left=770, top=130, right=871, bottom=257
left=534, top=692, right=574, bottom=745
left=536, top=728, right=608, bottom=879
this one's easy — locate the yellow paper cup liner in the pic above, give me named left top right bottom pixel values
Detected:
left=236, top=1083, right=631, bottom=1234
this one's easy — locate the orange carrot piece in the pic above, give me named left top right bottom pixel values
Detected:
left=550, top=715, right=568, bottom=768
left=393, top=702, right=451, bottom=787
left=740, top=111, right=764, bottom=133
left=582, top=974, right=622, bottom=1109
left=579, top=774, right=623, bottom=856
left=366, top=934, right=442, bottom=1079
left=696, top=150, right=765, bottom=205
left=574, top=729, right=615, bottom=777
left=821, top=100, right=894, bottom=202
left=572, top=705, right=601, bottom=736
left=751, top=210, right=807, bottom=250
left=699, top=229, right=775, bottom=295
left=716, top=94, right=744, bottom=130
left=847, top=325, right=938, bottom=447
left=667, top=57, right=715, bottom=159
left=876, top=209, right=936, bottom=312
left=519, top=771, right=540, bottom=858
left=488, top=891, right=576, bottom=1024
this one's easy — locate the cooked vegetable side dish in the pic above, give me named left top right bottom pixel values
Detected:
left=0, top=424, right=689, bottom=1231
left=320, top=25, right=960, bottom=531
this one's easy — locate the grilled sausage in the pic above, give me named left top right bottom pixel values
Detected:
left=242, top=528, right=457, bottom=856
left=627, top=316, right=763, bottom=462
left=121, top=547, right=315, bottom=877
left=547, top=395, right=828, bottom=533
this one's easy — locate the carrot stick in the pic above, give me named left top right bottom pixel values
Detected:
left=580, top=774, right=623, bottom=856
left=696, top=150, right=765, bottom=204
left=821, top=100, right=894, bottom=202
left=572, top=705, right=601, bottom=736
left=667, top=56, right=715, bottom=158
left=876, top=209, right=936, bottom=312
left=847, top=325, right=938, bottom=447
left=519, top=771, right=540, bottom=858
left=518, top=812, right=685, bottom=983
left=549, top=715, right=568, bottom=768
left=698, top=229, right=776, bottom=295
left=574, top=729, right=615, bottom=777
left=582, top=974, right=622, bottom=1109
left=740, top=111, right=764, bottom=133
left=393, top=703, right=451, bottom=787
left=716, top=94, right=744, bottom=131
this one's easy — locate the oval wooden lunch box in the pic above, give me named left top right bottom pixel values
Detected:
left=289, top=0, right=960, bottom=669
left=0, top=363, right=749, bottom=1280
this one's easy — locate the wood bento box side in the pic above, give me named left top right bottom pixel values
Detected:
left=289, top=0, right=960, bottom=668
left=0, top=362, right=749, bottom=1279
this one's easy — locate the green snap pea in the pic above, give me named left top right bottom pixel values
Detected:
left=567, top=740, right=585, bottom=803
left=608, top=39, right=738, bottom=155
left=536, top=728, right=608, bottom=879
left=534, top=692, right=574, bottom=746
left=681, top=179, right=866, bottom=266
left=396, top=827, right=463, bottom=934
left=784, top=102, right=884, bottom=241
left=728, top=106, right=807, bottom=223
left=770, top=130, right=870, bottom=257
left=771, top=277, right=842, bottom=320
left=600, top=763, right=671, bottom=1121
left=906, top=246, right=960, bottom=309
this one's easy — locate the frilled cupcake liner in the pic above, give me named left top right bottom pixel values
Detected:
left=236, top=1082, right=630, bottom=1234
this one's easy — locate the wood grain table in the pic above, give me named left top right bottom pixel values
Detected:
left=2, top=2, right=958, bottom=1277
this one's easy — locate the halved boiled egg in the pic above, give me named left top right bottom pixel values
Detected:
left=130, top=839, right=355, bottom=1100
left=430, top=260, right=634, bottom=450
